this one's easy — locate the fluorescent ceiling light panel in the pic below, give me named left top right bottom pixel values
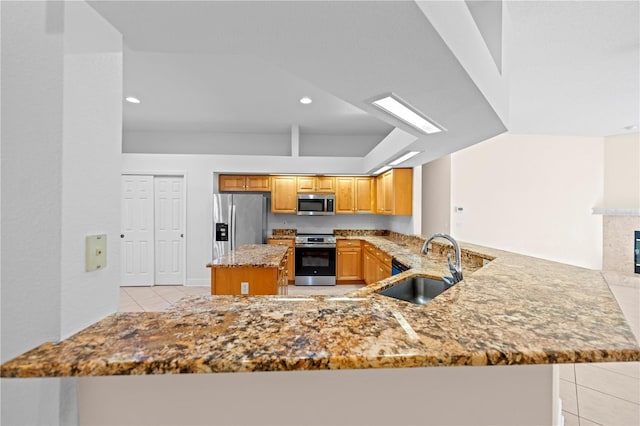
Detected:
left=389, top=151, right=420, bottom=166
left=373, top=165, right=392, bottom=175
left=372, top=94, right=442, bottom=134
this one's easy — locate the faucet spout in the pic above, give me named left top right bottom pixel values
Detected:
left=421, top=233, right=463, bottom=284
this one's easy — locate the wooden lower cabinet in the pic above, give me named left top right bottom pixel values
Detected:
left=362, top=242, right=391, bottom=284
left=336, top=240, right=362, bottom=283
left=211, top=266, right=281, bottom=295
left=268, top=238, right=295, bottom=283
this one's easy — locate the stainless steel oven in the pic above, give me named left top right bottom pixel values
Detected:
left=294, top=234, right=336, bottom=286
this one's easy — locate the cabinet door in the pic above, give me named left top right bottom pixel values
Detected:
left=315, top=176, right=336, bottom=193
left=287, top=247, right=295, bottom=283
left=376, top=174, right=385, bottom=214
left=245, top=175, right=270, bottom=191
left=271, top=176, right=297, bottom=213
left=335, top=177, right=354, bottom=214
left=390, top=168, right=413, bottom=215
left=354, top=177, right=375, bottom=213
left=363, top=250, right=374, bottom=284
left=383, top=172, right=393, bottom=214
left=296, top=176, right=316, bottom=193
left=268, top=239, right=295, bottom=283
left=219, top=175, right=246, bottom=191
left=336, top=248, right=362, bottom=282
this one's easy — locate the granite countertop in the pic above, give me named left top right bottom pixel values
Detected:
left=2, top=234, right=639, bottom=378
left=206, top=244, right=288, bottom=268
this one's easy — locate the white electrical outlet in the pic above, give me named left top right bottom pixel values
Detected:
left=240, top=282, right=249, bottom=295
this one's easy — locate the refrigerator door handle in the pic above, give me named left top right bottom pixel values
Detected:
left=231, top=204, right=237, bottom=251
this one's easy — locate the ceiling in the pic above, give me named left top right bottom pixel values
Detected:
left=88, top=0, right=639, bottom=165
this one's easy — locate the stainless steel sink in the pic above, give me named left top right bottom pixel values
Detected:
left=379, top=277, right=452, bottom=305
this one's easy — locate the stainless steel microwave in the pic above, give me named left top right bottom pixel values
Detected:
left=297, top=194, right=335, bottom=215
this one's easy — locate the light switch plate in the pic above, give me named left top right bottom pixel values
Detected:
left=86, top=234, right=107, bottom=272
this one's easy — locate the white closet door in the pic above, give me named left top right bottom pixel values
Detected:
left=154, top=176, right=185, bottom=285
left=121, top=175, right=154, bottom=286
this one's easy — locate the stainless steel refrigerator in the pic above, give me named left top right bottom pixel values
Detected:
left=212, top=194, right=268, bottom=260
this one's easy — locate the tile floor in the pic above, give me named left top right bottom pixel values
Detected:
left=120, top=274, right=640, bottom=426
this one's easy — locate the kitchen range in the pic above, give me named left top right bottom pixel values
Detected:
left=294, top=233, right=337, bottom=286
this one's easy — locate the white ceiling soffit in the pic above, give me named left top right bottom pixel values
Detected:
left=507, top=1, right=639, bottom=136
left=89, top=0, right=506, bottom=163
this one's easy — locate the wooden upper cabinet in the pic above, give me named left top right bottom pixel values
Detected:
left=335, top=176, right=375, bottom=214
left=296, top=176, right=335, bottom=193
left=219, top=175, right=270, bottom=192
left=219, top=175, right=246, bottom=192
left=245, top=175, right=270, bottom=191
left=271, top=176, right=297, bottom=213
left=335, top=177, right=355, bottom=214
left=376, top=168, right=412, bottom=215
left=354, top=177, right=375, bottom=213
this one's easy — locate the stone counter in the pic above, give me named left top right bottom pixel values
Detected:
left=2, top=236, right=638, bottom=378
left=206, top=244, right=288, bottom=268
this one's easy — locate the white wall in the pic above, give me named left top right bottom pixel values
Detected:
left=78, top=365, right=557, bottom=426
left=1, top=2, right=65, bottom=423
left=1, top=2, right=122, bottom=424
left=450, top=133, right=604, bottom=269
left=421, top=155, right=452, bottom=237
left=124, top=130, right=291, bottom=155
left=603, top=132, right=640, bottom=209
left=61, top=0, right=122, bottom=338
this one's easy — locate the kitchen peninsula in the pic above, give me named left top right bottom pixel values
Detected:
left=2, top=231, right=638, bottom=425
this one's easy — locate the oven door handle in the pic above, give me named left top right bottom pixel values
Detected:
left=295, top=244, right=337, bottom=249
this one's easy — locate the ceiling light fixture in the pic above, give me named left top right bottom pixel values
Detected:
left=372, top=165, right=392, bottom=175
left=299, top=96, right=312, bottom=105
left=125, top=96, right=141, bottom=104
left=623, top=124, right=638, bottom=130
left=388, top=151, right=421, bottom=166
left=371, top=93, right=442, bottom=134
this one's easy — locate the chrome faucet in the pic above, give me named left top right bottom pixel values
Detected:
left=421, top=233, right=463, bottom=284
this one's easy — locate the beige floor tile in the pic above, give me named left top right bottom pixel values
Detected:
left=577, top=385, right=640, bottom=426
left=591, top=361, right=640, bottom=380
left=122, top=287, right=164, bottom=301
left=119, top=302, right=144, bottom=313
left=561, top=379, right=579, bottom=415
left=141, top=301, right=170, bottom=312
left=180, top=286, right=211, bottom=295
left=579, top=417, right=603, bottom=426
left=576, top=363, right=639, bottom=404
left=562, top=411, right=579, bottom=426
left=559, top=363, right=576, bottom=383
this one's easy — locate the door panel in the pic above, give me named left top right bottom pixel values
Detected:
left=121, top=175, right=154, bottom=286
left=155, top=176, right=185, bottom=285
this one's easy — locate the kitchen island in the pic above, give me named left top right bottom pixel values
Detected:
left=207, top=244, right=288, bottom=295
left=2, top=232, right=638, bottom=425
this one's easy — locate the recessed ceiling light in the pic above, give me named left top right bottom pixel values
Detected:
left=299, top=96, right=312, bottom=105
left=125, top=97, right=141, bottom=104
left=372, top=94, right=442, bottom=134
left=388, top=151, right=421, bottom=166
left=372, top=165, right=392, bottom=175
